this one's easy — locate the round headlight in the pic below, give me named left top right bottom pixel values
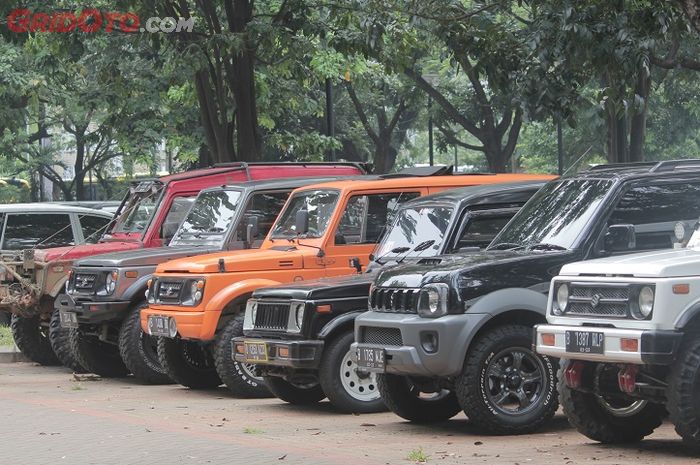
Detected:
left=105, top=271, right=117, bottom=294
left=168, top=318, right=178, bottom=338
left=190, top=281, right=198, bottom=296
left=638, top=286, right=654, bottom=318
left=556, top=284, right=569, bottom=313
left=427, top=289, right=440, bottom=314
left=295, top=303, right=305, bottom=329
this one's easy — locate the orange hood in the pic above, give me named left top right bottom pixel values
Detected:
left=154, top=246, right=309, bottom=274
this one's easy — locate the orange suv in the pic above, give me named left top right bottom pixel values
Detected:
left=141, top=171, right=552, bottom=395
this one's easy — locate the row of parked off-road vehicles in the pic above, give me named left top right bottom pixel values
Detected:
left=9, top=160, right=700, bottom=448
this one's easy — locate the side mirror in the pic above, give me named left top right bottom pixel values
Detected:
left=604, top=224, right=636, bottom=253
left=245, top=216, right=259, bottom=245
left=161, top=222, right=179, bottom=244
left=349, top=257, right=362, bottom=273
left=295, top=210, right=309, bottom=236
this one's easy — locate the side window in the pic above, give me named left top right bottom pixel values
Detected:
left=3, top=214, right=74, bottom=250
left=80, top=215, right=111, bottom=244
left=451, top=213, right=515, bottom=252
left=336, top=192, right=420, bottom=245
left=236, top=192, right=290, bottom=241
left=160, top=197, right=196, bottom=238
left=607, top=182, right=700, bottom=252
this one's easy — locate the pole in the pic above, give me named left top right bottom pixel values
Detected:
left=454, top=146, right=458, bottom=172
left=557, top=118, right=564, bottom=175
left=428, top=95, right=434, bottom=166
left=325, top=78, right=335, bottom=161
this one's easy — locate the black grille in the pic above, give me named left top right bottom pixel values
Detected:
left=370, top=287, right=420, bottom=313
left=157, top=281, right=183, bottom=302
left=73, top=273, right=97, bottom=292
left=564, top=284, right=630, bottom=318
left=254, top=301, right=290, bottom=330
left=361, top=327, right=403, bottom=346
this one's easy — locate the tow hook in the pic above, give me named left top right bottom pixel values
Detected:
left=617, top=365, right=639, bottom=394
left=564, top=361, right=585, bottom=389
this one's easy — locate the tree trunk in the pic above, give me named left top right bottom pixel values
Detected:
left=74, top=135, right=86, bottom=200
left=679, top=0, right=700, bottom=34
left=629, top=70, right=651, bottom=162
left=194, top=70, right=235, bottom=164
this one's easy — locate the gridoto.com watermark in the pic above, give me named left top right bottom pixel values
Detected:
left=7, top=9, right=194, bottom=33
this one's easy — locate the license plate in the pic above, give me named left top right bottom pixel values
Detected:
left=566, top=330, right=605, bottom=354
left=59, top=310, right=78, bottom=329
left=148, top=316, right=171, bottom=337
left=356, top=346, right=386, bottom=372
left=243, top=341, right=268, bottom=362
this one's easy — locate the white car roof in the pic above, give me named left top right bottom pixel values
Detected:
left=0, top=203, right=113, bottom=217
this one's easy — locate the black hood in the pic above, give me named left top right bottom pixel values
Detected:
left=374, top=249, right=577, bottom=300
left=253, top=272, right=374, bottom=301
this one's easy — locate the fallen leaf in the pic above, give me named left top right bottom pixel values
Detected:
left=360, top=423, right=376, bottom=427
left=278, top=455, right=287, bottom=461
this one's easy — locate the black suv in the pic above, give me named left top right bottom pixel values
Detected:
left=353, top=160, right=700, bottom=434
left=233, top=181, right=544, bottom=412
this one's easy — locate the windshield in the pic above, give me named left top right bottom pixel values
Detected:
left=110, top=182, right=164, bottom=235
left=171, top=189, right=242, bottom=246
left=374, top=206, right=453, bottom=259
left=490, top=179, right=613, bottom=250
left=271, top=190, right=339, bottom=239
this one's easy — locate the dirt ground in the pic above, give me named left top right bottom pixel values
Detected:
left=0, top=362, right=698, bottom=465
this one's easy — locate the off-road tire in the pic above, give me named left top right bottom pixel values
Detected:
left=48, top=308, right=86, bottom=372
left=377, top=373, right=461, bottom=422
left=157, top=337, right=221, bottom=389
left=69, top=328, right=129, bottom=377
left=319, top=330, right=385, bottom=413
left=213, top=315, right=270, bottom=397
left=559, top=360, right=665, bottom=443
left=11, top=314, right=59, bottom=366
left=668, top=337, right=700, bottom=447
left=456, top=324, right=558, bottom=435
left=118, top=303, right=171, bottom=384
left=264, top=376, right=326, bottom=405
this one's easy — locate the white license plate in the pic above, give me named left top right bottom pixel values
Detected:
left=148, top=316, right=171, bottom=337
left=59, top=310, right=78, bottom=329
left=356, top=346, right=386, bottom=372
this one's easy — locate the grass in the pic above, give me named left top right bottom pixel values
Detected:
left=407, top=448, right=428, bottom=463
left=0, top=326, right=13, bottom=346
left=71, top=384, right=85, bottom=391
left=243, top=427, right=264, bottom=434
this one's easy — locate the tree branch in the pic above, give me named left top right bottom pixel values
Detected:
left=436, top=122, right=485, bottom=152
left=345, top=81, right=380, bottom=145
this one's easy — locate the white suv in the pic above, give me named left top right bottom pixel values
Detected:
left=535, top=223, right=700, bottom=446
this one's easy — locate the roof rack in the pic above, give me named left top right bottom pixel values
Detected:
left=211, top=161, right=372, bottom=174
left=588, top=159, right=700, bottom=173
left=379, top=165, right=454, bottom=178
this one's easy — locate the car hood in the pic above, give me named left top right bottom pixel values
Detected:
left=374, top=249, right=573, bottom=292
left=76, top=245, right=221, bottom=268
left=154, top=246, right=307, bottom=274
left=560, top=248, right=700, bottom=278
left=253, top=272, right=375, bottom=301
left=34, top=241, right=142, bottom=263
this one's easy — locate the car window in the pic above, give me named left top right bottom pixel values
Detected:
left=236, top=192, right=290, bottom=241
left=606, top=182, right=700, bottom=252
left=160, top=197, right=196, bottom=238
left=3, top=213, right=74, bottom=250
left=335, top=192, right=420, bottom=245
left=80, top=215, right=112, bottom=244
left=451, top=213, right=515, bottom=251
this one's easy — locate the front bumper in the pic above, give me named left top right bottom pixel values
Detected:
left=351, top=311, right=487, bottom=377
left=232, top=336, right=324, bottom=369
left=534, top=324, right=683, bottom=365
left=55, top=293, right=131, bottom=325
left=140, top=305, right=216, bottom=341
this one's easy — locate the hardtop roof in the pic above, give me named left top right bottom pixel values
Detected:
left=400, top=180, right=548, bottom=209
left=0, top=203, right=114, bottom=216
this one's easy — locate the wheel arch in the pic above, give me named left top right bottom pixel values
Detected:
left=206, top=279, right=281, bottom=330
left=674, top=301, right=700, bottom=331
left=318, top=311, right=364, bottom=341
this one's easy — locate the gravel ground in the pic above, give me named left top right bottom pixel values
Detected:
left=0, top=362, right=698, bottom=465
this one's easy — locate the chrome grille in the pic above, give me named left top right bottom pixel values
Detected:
left=73, top=273, right=97, bottom=292
left=254, top=301, right=290, bottom=330
left=564, top=283, right=630, bottom=318
left=370, top=287, right=420, bottom=313
left=360, top=327, right=403, bottom=346
left=157, top=281, right=183, bottom=303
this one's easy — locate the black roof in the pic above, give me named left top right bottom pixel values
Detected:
left=575, top=159, right=700, bottom=181
left=400, top=180, right=547, bottom=210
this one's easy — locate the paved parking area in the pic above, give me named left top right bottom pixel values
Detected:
left=0, top=362, right=698, bottom=465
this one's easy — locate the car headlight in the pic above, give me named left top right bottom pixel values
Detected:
left=249, top=301, right=258, bottom=323
left=293, top=302, right=305, bottom=330
left=189, top=279, right=205, bottom=305
left=636, top=286, right=654, bottom=319
left=105, top=271, right=118, bottom=294
left=555, top=283, right=569, bottom=314
left=417, top=284, right=449, bottom=318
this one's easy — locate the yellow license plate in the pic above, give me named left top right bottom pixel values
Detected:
left=243, top=341, right=268, bottom=362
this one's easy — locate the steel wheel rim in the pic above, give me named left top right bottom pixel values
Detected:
left=339, top=349, right=380, bottom=402
left=483, top=347, right=546, bottom=416
left=597, top=397, right=648, bottom=417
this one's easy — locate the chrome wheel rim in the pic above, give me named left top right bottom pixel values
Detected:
left=597, top=397, right=648, bottom=417
left=340, top=349, right=380, bottom=401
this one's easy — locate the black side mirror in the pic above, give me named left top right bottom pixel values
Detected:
left=295, top=210, right=309, bottom=236
left=161, top=222, right=179, bottom=244
left=349, top=257, right=362, bottom=273
left=604, top=224, right=636, bottom=253
left=246, top=216, right=259, bottom=245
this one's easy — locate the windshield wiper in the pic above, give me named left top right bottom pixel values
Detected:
left=488, top=242, right=525, bottom=251
left=528, top=242, right=567, bottom=251
left=396, top=240, right=436, bottom=264
left=373, top=246, right=410, bottom=265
